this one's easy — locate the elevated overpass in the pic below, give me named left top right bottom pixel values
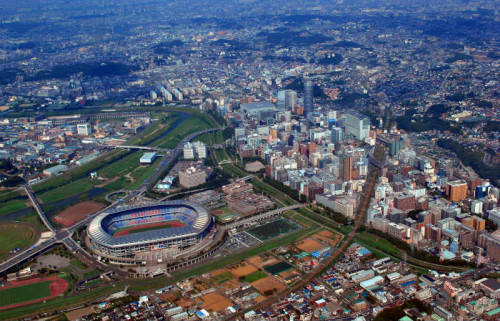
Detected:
left=228, top=204, right=305, bottom=229
left=0, top=126, right=225, bottom=275
left=100, top=144, right=170, bottom=152
left=23, top=184, right=55, bottom=232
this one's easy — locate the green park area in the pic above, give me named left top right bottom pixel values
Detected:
left=151, top=113, right=214, bottom=149
left=243, top=270, right=267, bottom=283
left=211, top=271, right=234, bottom=284
left=0, top=223, right=36, bottom=260
left=0, top=281, right=51, bottom=307
left=355, top=232, right=403, bottom=258
left=0, top=110, right=221, bottom=223
left=0, top=198, right=28, bottom=216
left=194, top=127, right=228, bottom=145
left=0, top=285, right=114, bottom=320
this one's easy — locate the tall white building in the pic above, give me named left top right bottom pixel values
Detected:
left=345, top=113, right=370, bottom=141
left=172, top=88, right=183, bottom=100
left=159, top=87, right=172, bottom=101
left=77, top=123, right=92, bottom=136
left=193, top=141, right=207, bottom=159
left=471, top=200, right=483, bottom=214
left=284, top=90, right=297, bottom=110
left=183, top=141, right=207, bottom=159
left=183, top=142, right=195, bottom=159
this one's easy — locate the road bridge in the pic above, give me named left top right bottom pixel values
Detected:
left=101, top=144, right=170, bottom=152
left=23, top=184, right=55, bottom=232
left=236, top=175, right=254, bottom=182
left=0, top=126, right=225, bottom=275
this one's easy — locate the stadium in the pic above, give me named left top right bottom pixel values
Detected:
left=87, top=200, right=214, bottom=260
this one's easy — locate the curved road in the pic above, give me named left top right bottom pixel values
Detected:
left=0, top=126, right=224, bottom=275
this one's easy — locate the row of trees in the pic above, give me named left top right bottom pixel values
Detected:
left=313, top=205, right=349, bottom=225
left=262, top=177, right=306, bottom=203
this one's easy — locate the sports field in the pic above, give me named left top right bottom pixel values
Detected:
left=0, top=281, right=51, bottom=307
left=264, top=261, right=293, bottom=275
left=246, top=218, right=298, bottom=241
left=54, top=201, right=105, bottom=227
left=243, top=270, right=267, bottom=283
left=0, top=276, right=69, bottom=310
left=0, top=223, right=36, bottom=260
left=113, top=221, right=185, bottom=237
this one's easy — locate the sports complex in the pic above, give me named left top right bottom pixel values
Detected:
left=87, top=200, right=214, bottom=260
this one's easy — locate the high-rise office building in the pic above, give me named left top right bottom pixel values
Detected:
left=276, top=90, right=286, bottom=110
left=331, top=127, right=344, bottom=143
left=284, top=90, right=297, bottom=110
left=345, top=113, right=370, bottom=141
left=304, top=81, right=313, bottom=117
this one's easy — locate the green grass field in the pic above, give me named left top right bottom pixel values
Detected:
left=0, top=284, right=114, bottom=320
left=126, top=158, right=160, bottom=190
left=83, top=270, right=101, bottom=280
left=153, top=114, right=213, bottom=149
left=0, top=190, right=21, bottom=203
left=83, top=278, right=103, bottom=288
left=32, top=150, right=125, bottom=193
left=70, top=259, right=88, bottom=271
left=354, top=232, right=403, bottom=259
left=212, top=272, right=234, bottom=284
left=264, top=261, right=293, bottom=275
left=243, top=270, right=267, bottom=283
left=126, top=113, right=180, bottom=146
left=194, top=130, right=224, bottom=145
left=0, top=199, right=28, bottom=216
left=38, top=178, right=96, bottom=203
left=99, top=152, right=141, bottom=179
left=102, top=177, right=132, bottom=191
left=0, top=281, right=51, bottom=307
left=0, top=223, right=36, bottom=260
left=246, top=219, right=298, bottom=241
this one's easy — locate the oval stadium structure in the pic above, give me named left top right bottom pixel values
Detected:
left=87, top=200, right=214, bottom=258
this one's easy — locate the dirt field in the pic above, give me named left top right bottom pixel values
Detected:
left=279, top=268, right=300, bottom=279
left=247, top=255, right=279, bottom=268
left=253, top=295, right=267, bottom=303
left=227, top=261, right=258, bottom=278
left=296, top=238, right=324, bottom=253
left=314, top=230, right=342, bottom=246
left=160, top=291, right=180, bottom=302
left=200, top=292, right=233, bottom=312
left=0, top=276, right=69, bottom=311
left=278, top=268, right=301, bottom=284
left=176, top=296, right=194, bottom=308
left=65, top=306, right=95, bottom=321
left=251, top=276, right=286, bottom=296
left=54, top=201, right=105, bottom=227
left=218, top=277, right=242, bottom=292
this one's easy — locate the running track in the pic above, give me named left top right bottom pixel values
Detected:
left=0, top=276, right=69, bottom=311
